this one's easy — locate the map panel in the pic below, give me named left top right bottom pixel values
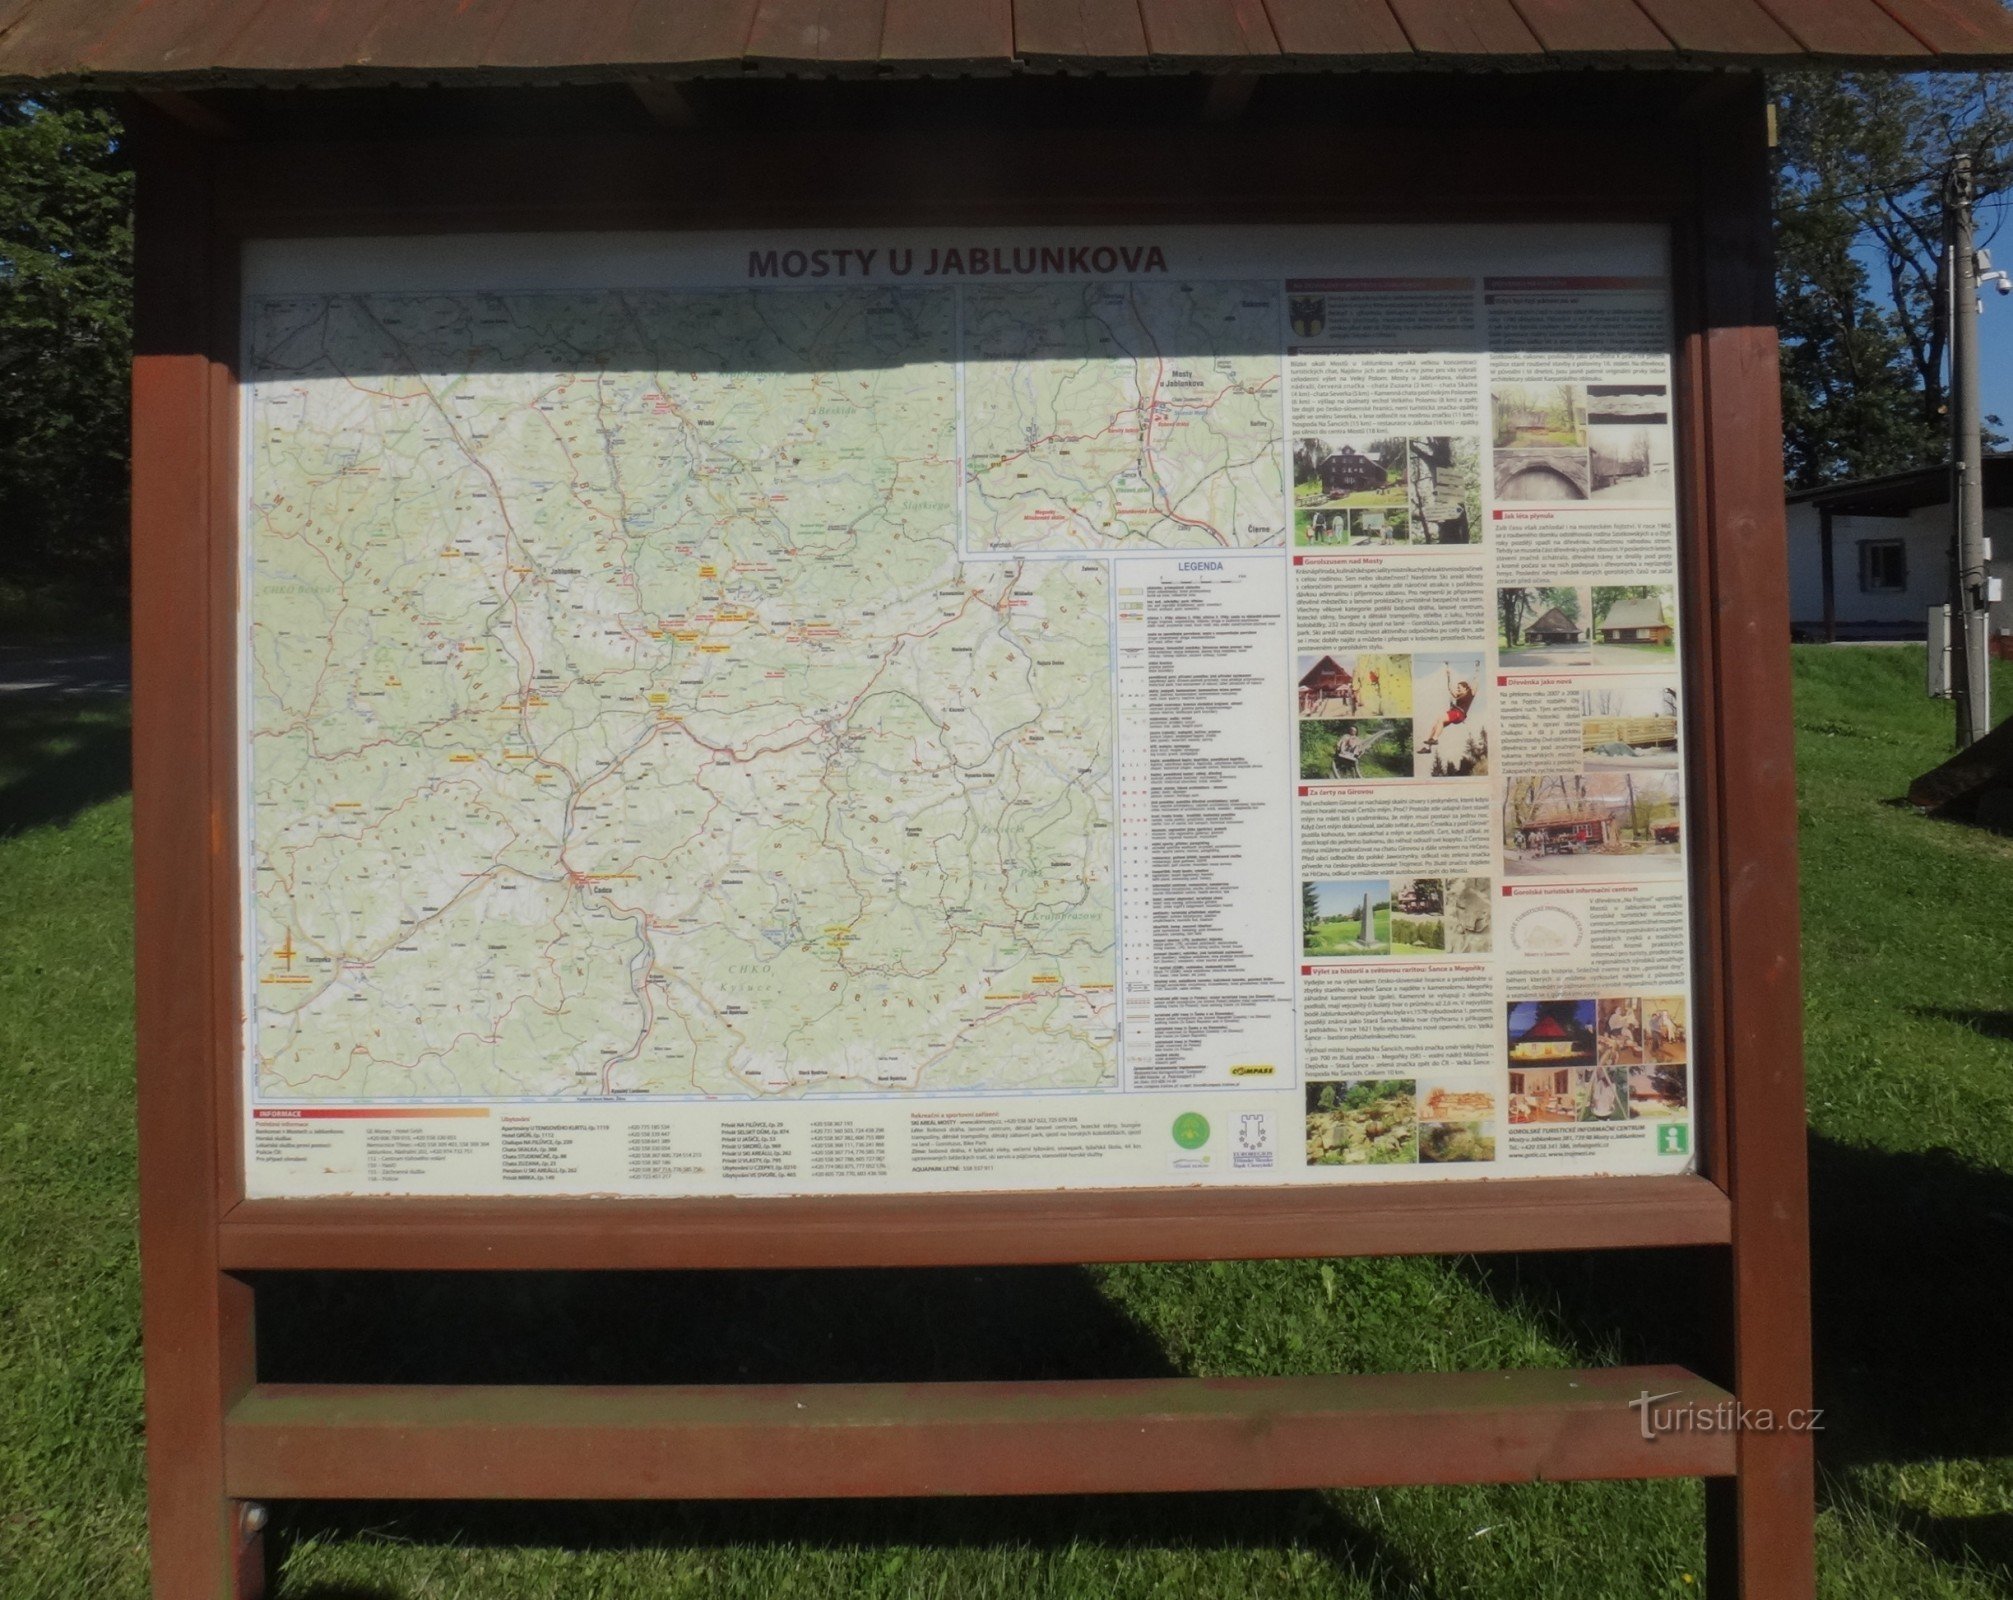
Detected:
left=248, top=287, right=1117, bottom=1101
left=239, top=226, right=1697, bottom=1200
left=961, top=280, right=1287, bottom=554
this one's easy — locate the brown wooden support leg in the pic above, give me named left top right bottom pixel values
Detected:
left=1686, top=76, right=1817, bottom=1599
left=129, top=102, right=263, bottom=1600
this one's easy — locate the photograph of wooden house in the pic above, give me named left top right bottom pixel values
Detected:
left=1627, top=1061, right=1689, bottom=1120
left=1593, top=586, right=1676, bottom=652
left=1405, top=435, right=1483, bottom=545
left=1499, top=585, right=1594, bottom=666
left=1293, top=435, right=1406, bottom=510
left=1502, top=771, right=1684, bottom=878
left=1503, top=585, right=1678, bottom=667
left=1526, top=607, right=1584, bottom=645
left=1297, top=653, right=1411, bottom=719
left=1507, top=998, right=1598, bottom=1068
left=1581, top=678, right=1680, bottom=769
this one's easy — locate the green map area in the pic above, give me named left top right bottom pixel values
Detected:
left=247, top=287, right=1122, bottom=1100
left=963, top=280, right=1286, bottom=552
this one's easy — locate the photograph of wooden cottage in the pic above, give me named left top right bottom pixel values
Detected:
left=1502, top=772, right=1683, bottom=878
left=1527, top=607, right=1584, bottom=646
left=1499, top=585, right=1592, bottom=665
left=1294, top=435, right=1406, bottom=510
left=1296, top=653, right=1411, bottom=719
left=1595, top=592, right=1675, bottom=647
left=1317, top=445, right=1389, bottom=497
left=1507, top=999, right=1598, bottom=1067
left=1298, top=654, right=1352, bottom=715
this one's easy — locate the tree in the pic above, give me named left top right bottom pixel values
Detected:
left=1591, top=583, right=1659, bottom=625
left=1301, top=880, right=1320, bottom=942
left=1774, top=72, right=2013, bottom=487
left=0, top=94, right=132, bottom=606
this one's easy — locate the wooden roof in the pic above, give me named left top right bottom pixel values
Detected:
left=4, top=0, right=2013, bottom=88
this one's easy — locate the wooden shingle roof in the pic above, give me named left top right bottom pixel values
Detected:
left=3, top=0, right=2012, bottom=88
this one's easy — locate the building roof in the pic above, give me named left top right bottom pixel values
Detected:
left=1526, top=808, right=1613, bottom=827
left=1787, top=452, right=2013, bottom=517
left=1514, top=1003, right=1595, bottom=1041
left=1527, top=607, right=1578, bottom=633
left=4, top=0, right=2013, bottom=89
left=1600, top=596, right=1668, bottom=629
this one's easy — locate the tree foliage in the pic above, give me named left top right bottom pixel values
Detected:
left=0, top=94, right=131, bottom=601
left=1773, top=72, right=2013, bottom=488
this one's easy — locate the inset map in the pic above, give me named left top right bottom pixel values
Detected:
left=962, top=280, right=1286, bottom=553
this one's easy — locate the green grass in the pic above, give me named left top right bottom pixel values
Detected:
left=3, top=648, right=2013, bottom=1596
left=1305, top=907, right=1391, bottom=956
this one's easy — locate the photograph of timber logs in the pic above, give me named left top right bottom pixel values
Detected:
left=9, top=5, right=2008, bottom=1599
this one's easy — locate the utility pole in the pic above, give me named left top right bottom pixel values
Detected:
left=1946, top=152, right=1993, bottom=747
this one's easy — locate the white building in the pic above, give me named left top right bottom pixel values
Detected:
left=1785, top=458, right=2013, bottom=642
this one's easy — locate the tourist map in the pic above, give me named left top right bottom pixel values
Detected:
left=241, top=227, right=1703, bottom=1199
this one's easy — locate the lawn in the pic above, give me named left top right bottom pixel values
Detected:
left=3, top=647, right=2013, bottom=1596
left=1305, top=907, right=1391, bottom=957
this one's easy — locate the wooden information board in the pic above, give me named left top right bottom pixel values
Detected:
left=126, top=77, right=1812, bottom=1599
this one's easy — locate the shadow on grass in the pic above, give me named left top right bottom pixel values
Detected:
left=0, top=699, right=131, bottom=837
left=259, top=1266, right=1440, bottom=1597
left=1908, top=1005, right=2013, bottom=1044
left=1456, top=1133, right=2013, bottom=1584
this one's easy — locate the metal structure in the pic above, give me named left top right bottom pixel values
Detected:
left=1948, top=151, right=1995, bottom=744
left=6, top=5, right=2010, bottom=1597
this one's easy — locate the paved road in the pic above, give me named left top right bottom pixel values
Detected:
left=0, top=642, right=131, bottom=698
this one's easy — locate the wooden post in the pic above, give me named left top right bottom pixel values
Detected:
left=1688, top=79, right=1818, bottom=1600
left=129, top=106, right=265, bottom=1600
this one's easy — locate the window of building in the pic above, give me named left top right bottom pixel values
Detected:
left=1858, top=540, right=1907, bottom=593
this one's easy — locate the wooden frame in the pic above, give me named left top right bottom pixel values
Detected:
left=127, top=74, right=1812, bottom=1599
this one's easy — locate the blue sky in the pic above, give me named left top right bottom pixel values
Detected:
left=1847, top=238, right=2013, bottom=451
left=1979, top=293, right=2013, bottom=430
